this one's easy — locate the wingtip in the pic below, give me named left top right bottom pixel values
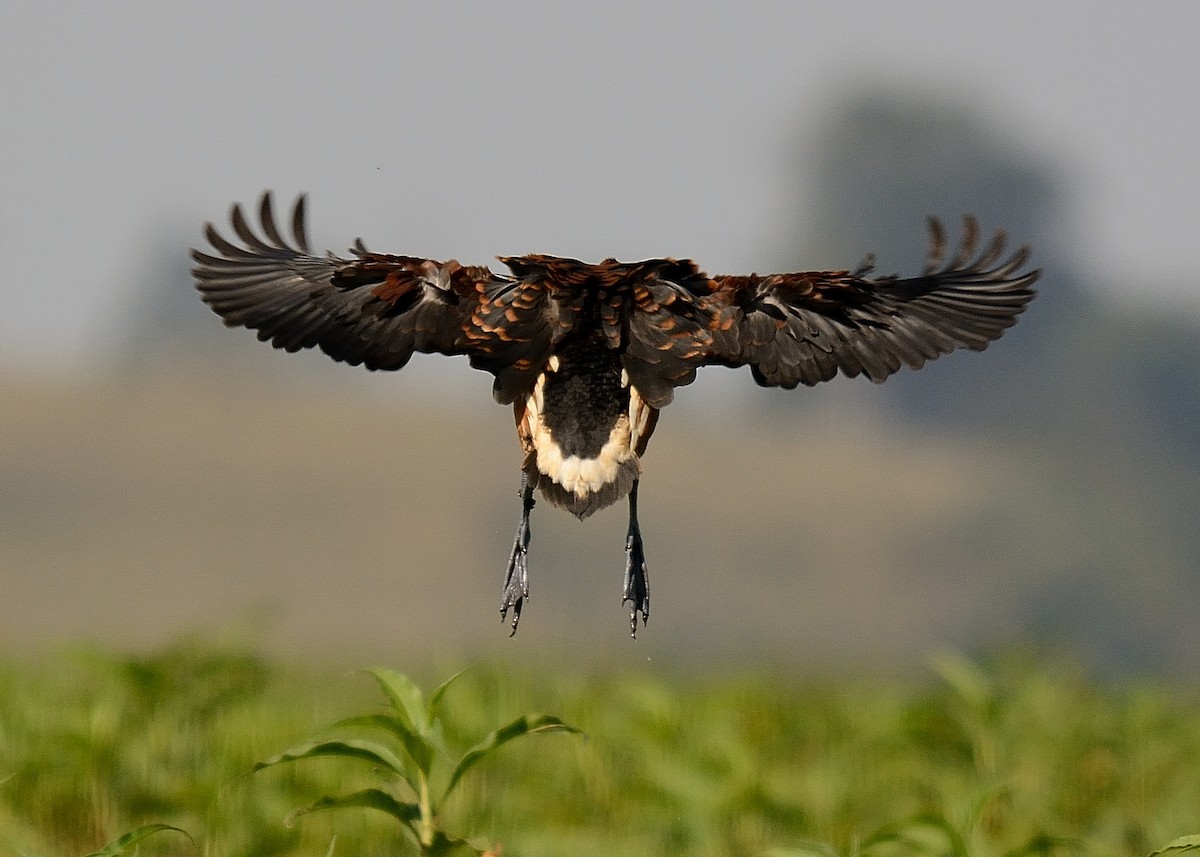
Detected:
left=291, top=193, right=310, bottom=253
left=923, top=216, right=947, bottom=274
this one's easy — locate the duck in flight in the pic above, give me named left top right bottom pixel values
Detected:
left=192, top=193, right=1038, bottom=637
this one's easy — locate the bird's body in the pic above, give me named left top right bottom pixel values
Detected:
left=519, top=340, right=647, bottom=519
left=192, top=193, right=1038, bottom=636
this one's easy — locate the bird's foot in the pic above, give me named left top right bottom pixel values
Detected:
left=623, top=529, right=650, bottom=639
left=500, top=476, right=535, bottom=636
left=500, top=535, right=530, bottom=637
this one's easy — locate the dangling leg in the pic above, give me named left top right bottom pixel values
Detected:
left=623, top=479, right=650, bottom=638
left=500, top=472, right=536, bottom=636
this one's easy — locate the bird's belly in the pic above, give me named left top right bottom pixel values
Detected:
left=518, top=364, right=651, bottom=517
left=534, top=412, right=636, bottom=498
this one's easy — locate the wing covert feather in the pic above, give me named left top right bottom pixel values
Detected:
left=621, top=260, right=735, bottom=408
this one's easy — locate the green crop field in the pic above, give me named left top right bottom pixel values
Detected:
left=2, top=643, right=1198, bottom=857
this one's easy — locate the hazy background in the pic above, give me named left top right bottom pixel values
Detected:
left=2, top=2, right=1198, bottom=673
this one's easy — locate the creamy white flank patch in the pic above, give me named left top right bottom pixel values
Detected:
left=525, top=364, right=641, bottom=500
left=534, top=416, right=635, bottom=499
left=629, top=385, right=650, bottom=450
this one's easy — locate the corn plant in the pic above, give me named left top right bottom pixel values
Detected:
left=1149, top=836, right=1200, bottom=857
left=81, top=823, right=191, bottom=857
left=253, top=668, right=580, bottom=856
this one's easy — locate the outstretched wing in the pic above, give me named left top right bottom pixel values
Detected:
left=707, top=217, right=1039, bottom=388
left=191, top=192, right=498, bottom=371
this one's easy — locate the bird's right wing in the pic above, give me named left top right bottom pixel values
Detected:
left=192, top=192, right=498, bottom=371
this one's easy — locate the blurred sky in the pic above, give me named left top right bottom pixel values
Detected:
left=2, top=1, right=1198, bottom=372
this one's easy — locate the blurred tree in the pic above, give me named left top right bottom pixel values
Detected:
left=779, top=95, right=1077, bottom=427
left=768, top=91, right=1200, bottom=669
left=779, top=93, right=1198, bottom=456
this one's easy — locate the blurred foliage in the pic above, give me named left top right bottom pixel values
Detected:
left=1, top=643, right=1199, bottom=856
left=80, top=824, right=192, bottom=857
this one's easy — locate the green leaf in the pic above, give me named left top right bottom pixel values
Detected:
left=363, top=667, right=430, bottom=735
left=253, top=738, right=408, bottom=779
left=425, top=831, right=492, bottom=856
left=863, top=814, right=968, bottom=857
left=285, top=787, right=421, bottom=837
left=82, top=824, right=192, bottom=857
left=1149, top=836, right=1200, bottom=857
left=443, top=714, right=581, bottom=802
left=1003, top=832, right=1085, bottom=857
left=761, top=843, right=840, bottom=857
left=428, top=667, right=472, bottom=720
left=330, top=712, right=432, bottom=779
left=930, top=651, right=995, bottom=715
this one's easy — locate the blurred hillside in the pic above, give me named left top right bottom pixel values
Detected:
left=791, top=97, right=1200, bottom=455
left=2, top=95, right=1197, bottom=673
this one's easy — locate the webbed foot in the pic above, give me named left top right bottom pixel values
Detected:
left=500, top=474, right=535, bottom=636
left=622, top=480, right=650, bottom=638
left=623, top=528, right=650, bottom=638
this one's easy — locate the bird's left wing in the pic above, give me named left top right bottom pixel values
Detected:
left=704, top=217, right=1039, bottom=388
left=192, top=192, right=499, bottom=371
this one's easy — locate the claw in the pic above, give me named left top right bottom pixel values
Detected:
left=500, top=474, right=535, bottom=636
left=623, top=532, right=650, bottom=638
left=500, top=536, right=529, bottom=636
left=622, top=480, right=650, bottom=639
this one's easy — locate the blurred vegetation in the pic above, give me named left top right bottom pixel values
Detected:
left=252, top=666, right=580, bottom=855
left=1, top=642, right=1199, bottom=856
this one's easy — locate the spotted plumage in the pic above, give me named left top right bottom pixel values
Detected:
left=192, top=192, right=1039, bottom=636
